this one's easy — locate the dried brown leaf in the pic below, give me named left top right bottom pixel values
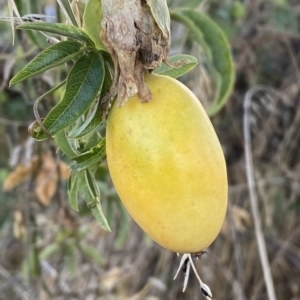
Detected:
left=59, top=161, right=71, bottom=180
left=34, top=151, right=57, bottom=206
left=100, top=0, right=170, bottom=111
left=35, top=169, right=57, bottom=206
left=3, top=159, right=37, bottom=191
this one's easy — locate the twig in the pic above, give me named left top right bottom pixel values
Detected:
left=243, top=85, right=277, bottom=300
left=0, top=264, right=29, bottom=300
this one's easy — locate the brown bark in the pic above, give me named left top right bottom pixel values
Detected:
left=100, top=0, right=170, bottom=112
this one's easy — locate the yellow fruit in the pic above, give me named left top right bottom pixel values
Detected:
left=106, top=73, right=227, bottom=253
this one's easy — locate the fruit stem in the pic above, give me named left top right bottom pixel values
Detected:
left=174, top=253, right=212, bottom=299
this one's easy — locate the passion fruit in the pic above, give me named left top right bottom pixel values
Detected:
left=106, top=73, right=227, bottom=253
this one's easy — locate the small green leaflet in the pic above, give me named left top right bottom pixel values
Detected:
left=68, top=168, right=110, bottom=231
left=66, top=58, right=112, bottom=139
left=154, top=54, right=198, bottom=78
left=83, top=0, right=106, bottom=50
left=10, top=41, right=82, bottom=86
left=16, top=22, right=94, bottom=46
left=36, top=51, right=104, bottom=140
left=70, top=138, right=106, bottom=172
left=91, top=202, right=111, bottom=232
left=79, top=169, right=111, bottom=231
left=55, top=129, right=78, bottom=158
left=68, top=172, right=79, bottom=211
left=82, top=131, right=102, bottom=151
left=67, top=99, right=102, bottom=139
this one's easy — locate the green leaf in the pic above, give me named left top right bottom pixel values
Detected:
left=83, top=131, right=103, bottom=151
left=78, top=169, right=110, bottom=231
left=68, top=172, right=79, bottom=211
left=170, top=11, right=212, bottom=61
left=55, top=129, right=78, bottom=158
left=153, top=54, right=198, bottom=78
left=58, top=0, right=79, bottom=27
left=91, top=203, right=111, bottom=232
left=177, top=9, right=235, bottom=115
left=16, top=22, right=95, bottom=46
left=83, top=0, right=106, bottom=50
left=105, top=196, right=114, bottom=229
left=10, top=41, right=82, bottom=86
left=147, top=0, right=170, bottom=39
left=67, top=99, right=103, bottom=138
left=36, top=51, right=104, bottom=140
left=70, top=138, right=106, bottom=172
left=67, top=54, right=112, bottom=139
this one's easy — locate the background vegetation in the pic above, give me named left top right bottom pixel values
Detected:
left=1, top=0, right=300, bottom=299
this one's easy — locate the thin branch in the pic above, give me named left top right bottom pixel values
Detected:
left=243, top=85, right=277, bottom=300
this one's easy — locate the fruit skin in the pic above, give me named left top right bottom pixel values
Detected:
left=106, top=73, right=227, bottom=253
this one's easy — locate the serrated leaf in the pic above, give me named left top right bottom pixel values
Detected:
left=57, top=0, right=79, bottom=27
left=77, top=169, right=99, bottom=207
left=68, top=172, right=79, bottom=211
left=83, top=0, right=106, bottom=50
left=36, top=51, right=104, bottom=140
left=67, top=55, right=112, bottom=139
left=16, top=22, right=94, bottom=46
left=91, top=203, right=111, bottom=232
left=178, top=9, right=235, bottom=115
left=153, top=54, right=197, bottom=78
left=73, top=108, right=103, bottom=139
left=78, top=169, right=110, bottom=231
left=147, top=0, right=170, bottom=39
left=70, top=138, right=106, bottom=172
left=67, top=99, right=102, bottom=138
left=10, top=41, right=82, bottom=86
left=83, top=132, right=103, bottom=152
left=55, top=129, right=78, bottom=158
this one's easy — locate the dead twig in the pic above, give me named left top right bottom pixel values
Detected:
left=243, top=85, right=277, bottom=300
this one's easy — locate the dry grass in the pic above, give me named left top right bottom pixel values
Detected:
left=1, top=0, right=300, bottom=299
